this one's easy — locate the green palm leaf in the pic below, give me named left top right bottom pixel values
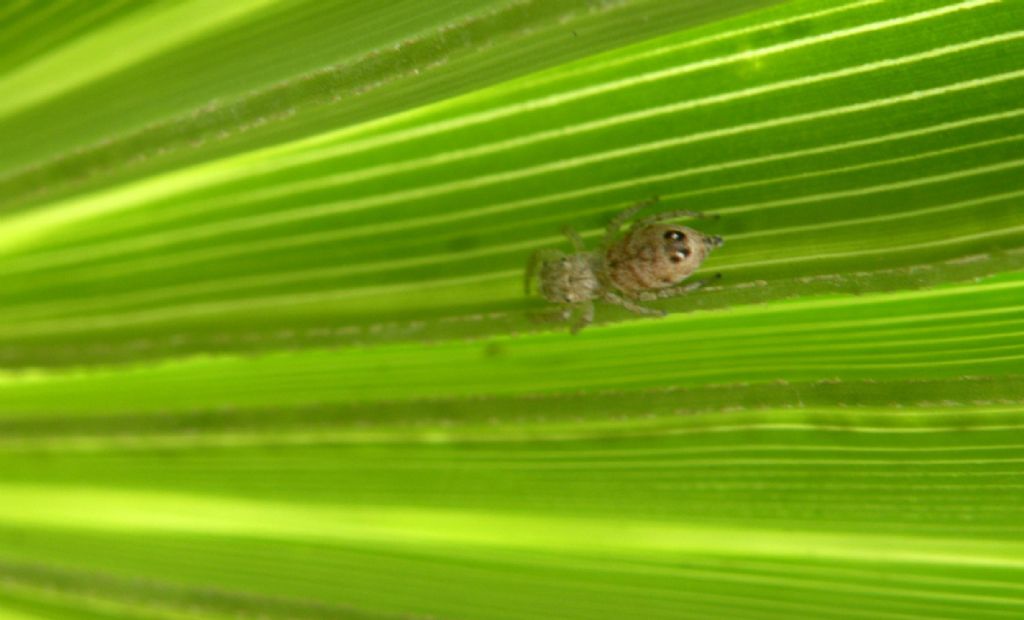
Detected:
left=1, top=1, right=1023, bottom=618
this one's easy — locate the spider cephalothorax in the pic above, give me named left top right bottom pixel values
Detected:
left=525, top=198, right=723, bottom=333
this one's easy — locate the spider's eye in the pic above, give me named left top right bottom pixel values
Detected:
left=667, top=244, right=692, bottom=262
left=664, top=230, right=686, bottom=241
left=670, top=248, right=691, bottom=264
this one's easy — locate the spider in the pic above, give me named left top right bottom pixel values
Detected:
left=525, top=197, right=724, bottom=333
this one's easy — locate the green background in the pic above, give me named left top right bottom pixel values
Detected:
left=1, top=1, right=1023, bottom=618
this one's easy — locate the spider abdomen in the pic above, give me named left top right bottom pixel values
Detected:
left=538, top=253, right=601, bottom=304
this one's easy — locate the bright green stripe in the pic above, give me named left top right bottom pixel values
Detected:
left=0, top=606, right=50, bottom=620
left=0, top=0, right=282, bottom=122
left=720, top=219, right=1024, bottom=272
left=0, top=483, right=1021, bottom=568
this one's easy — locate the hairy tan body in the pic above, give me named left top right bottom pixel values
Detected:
left=525, top=198, right=724, bottom=333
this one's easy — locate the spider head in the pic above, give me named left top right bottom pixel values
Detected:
left=639, top=225, right=724, bottom=284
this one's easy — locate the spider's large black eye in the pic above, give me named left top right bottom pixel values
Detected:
left=664, top=230, right=686, bottom=241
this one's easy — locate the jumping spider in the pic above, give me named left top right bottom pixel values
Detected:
left=525, top=197, right=724, bottom=333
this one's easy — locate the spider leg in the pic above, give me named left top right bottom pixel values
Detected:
left=635, top=208, right=719, bottom=228
left=524, top=248, right=563, bottom=294
left=602, top=291, right=665, bottom=317
left=569, top=301, right=595, bottom=334
left=562, top=225, right=586, bottom=253
left=603, top=196, right=660, bottom=247
left=636, top=273, right=722, bottom=301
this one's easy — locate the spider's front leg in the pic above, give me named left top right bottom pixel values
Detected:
left=562, top=226, right=586, bottom=253
left=636, top=273, right=722, bottom=302
left=602, top=196, right=660, bottom=248
left=569, top=300, right=595, bottom=334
